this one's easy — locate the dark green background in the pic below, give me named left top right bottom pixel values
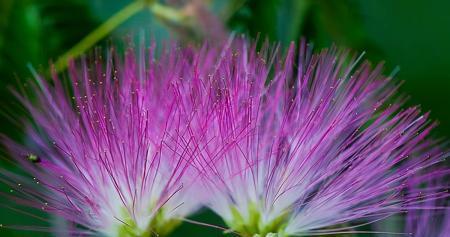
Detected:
left=0, top=0, right=449, bottom=236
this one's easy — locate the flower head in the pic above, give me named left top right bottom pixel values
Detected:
left=1, top=45, right=205, bottom=236
left=1, top=37, right=448, bottom=237
left=178, top=38, right=448, bottom=236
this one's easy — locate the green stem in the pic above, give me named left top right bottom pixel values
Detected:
left=149, top=3, right=189, bottom=25
left=54, top=0, right=146, bottom=72
left=54, top=0, right=190, bottom=73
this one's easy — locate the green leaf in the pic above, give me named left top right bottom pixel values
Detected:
left=276, top=0, right=311, bottom=44
left=227, top=0, right=281, bottom=40
left=0, top=0, right=98, bottom=136
left=304, top=0, right=383, bottom=59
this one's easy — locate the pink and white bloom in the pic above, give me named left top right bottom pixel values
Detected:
left=1, top=37, right=448, bottom=237
left=178, top=39, right=449, bottom=236
left=1, top=46, right=205, bottom=236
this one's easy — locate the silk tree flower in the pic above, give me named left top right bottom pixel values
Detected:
left=0, top=46, right=205, bottom=236
left=175, top=39, right=449, bottom=237
left=1, top=37, right=448, bottom=237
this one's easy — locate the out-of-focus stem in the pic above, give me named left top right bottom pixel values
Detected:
left=54, top=0, right=146, bottom=72
left=54, top=0, right=190, bottom=73
left=149, top=3, right=189, bottom=25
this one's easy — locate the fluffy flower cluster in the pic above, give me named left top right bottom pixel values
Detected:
left=1, top=38, right=448, bottom=237
left=2, top=45, right=204, bottom=236
left=182, top=39, right=449, bottom=236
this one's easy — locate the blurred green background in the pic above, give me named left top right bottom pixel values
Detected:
left=0, top=0, right=449, bottom=236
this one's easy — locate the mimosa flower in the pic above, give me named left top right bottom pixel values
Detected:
left=179, top=38, right=448, bottom=237
left=1, top=46, right=204, bottom=237
left=1, top=37, right=447, bottom=237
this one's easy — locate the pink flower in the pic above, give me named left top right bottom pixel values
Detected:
left=178, top=38, right=448, bottom=236
left=1, top=37, right=447, bottom=237
left=1, top=45, right=205, bottom=236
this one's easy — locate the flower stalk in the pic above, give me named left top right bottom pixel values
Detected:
left=54, top=0, right=189, bottom=72
left=54, top=0, right=145, bottom=72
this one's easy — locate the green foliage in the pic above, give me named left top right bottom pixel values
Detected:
left=0, top=0, right=98, bottom=139
left=227, top=0, right=280, bottom=39
left=0, top=0, right=97, bottom=78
